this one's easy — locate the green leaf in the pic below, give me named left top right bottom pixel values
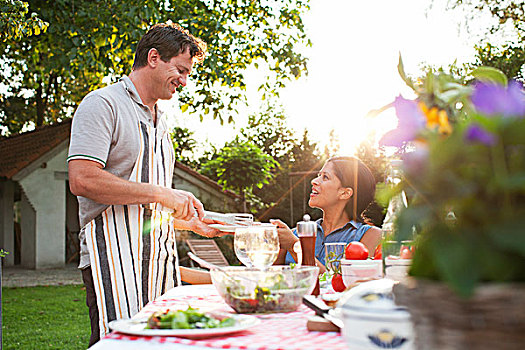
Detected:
left=472, top=66, right=508, bottom=86
left=431, top=230, right=480, bottom=298
left=94, top=36, right=106, bottom=48
left=398, top=53, right=414, bottom=90
left=180, top=104, right=189, bottom=113
left=487, top=219, right=525, bottom=256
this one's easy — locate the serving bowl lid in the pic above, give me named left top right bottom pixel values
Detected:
left=337, top=279, right=410, bottom=320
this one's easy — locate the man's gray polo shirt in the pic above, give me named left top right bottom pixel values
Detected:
left=68, top=76, right=168, bottom=269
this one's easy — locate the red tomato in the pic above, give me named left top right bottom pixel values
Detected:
left=345, top=242, right=369, bottom=260
left=399, top=248, right=413, bottom=259
left=245, top=299, right=259, bottom=307
left=331, top=274, right=346, bottom=292
left=373, top=244, right=382, bottom=260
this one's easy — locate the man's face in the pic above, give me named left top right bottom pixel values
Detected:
left=152, top=48, right=194, bottom=100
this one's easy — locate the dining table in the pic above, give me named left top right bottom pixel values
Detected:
left=91, top=284, right=349, bottom=350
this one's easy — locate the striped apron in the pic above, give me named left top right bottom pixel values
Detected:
left=85, top=116, right=180, bottom=338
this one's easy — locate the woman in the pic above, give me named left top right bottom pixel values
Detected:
left=272, top=156, right=381, bottom=273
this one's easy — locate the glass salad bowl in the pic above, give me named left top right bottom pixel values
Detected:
left=210, top=265, right=319, bottom=314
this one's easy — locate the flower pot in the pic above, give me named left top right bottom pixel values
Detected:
left=393, top=279, right=525, bottom=350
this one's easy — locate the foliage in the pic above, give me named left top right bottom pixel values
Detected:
left=323, top=129, right=340, bottom=159
left=3, top=285, right=89, bottom=349
left=447, top=0, right=525, bottom=81
left=0, top=0, right=311, bottom=135
left=450, top=0, right=524, bottom=33
left=255, top=128, right=324, bottom=225
left=379, top=57, right=525, bottom=297
left=199, top=138, right=278, bottom=212
left=354, top=136, right=389, bottom=226
left=171, top=126, right=197, bottom=166
left=198, top=104, right=323, bottom=224
left=0, top=0, right=48, bottom=42
left=474, top=43, right=525, bottom=81
left=0, top=248, right=8, bottom=257
left=239, top=103, right=296, bottom=159
left=240, top=106, right=321, bottom=223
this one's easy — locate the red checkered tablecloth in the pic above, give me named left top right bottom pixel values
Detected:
left=102, top=285, right=348, bottom=350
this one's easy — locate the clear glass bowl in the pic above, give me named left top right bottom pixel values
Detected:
left=210, top=265, right=319, bottom=314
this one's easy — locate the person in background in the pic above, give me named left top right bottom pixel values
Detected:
left=68, top=23, right=220, bottom=347
left=272, top=156, right=381, bottom=273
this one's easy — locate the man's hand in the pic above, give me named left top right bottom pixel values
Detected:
left=172, top=216, right=229, bottom=238
left=270, top=219, right=299, bottom=251
left=160, top=188, right=205, bottom=221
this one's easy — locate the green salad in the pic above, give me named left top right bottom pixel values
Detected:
left=145, top=307, right=235, bottom=329
left=224, top=274, right=310, bottom=314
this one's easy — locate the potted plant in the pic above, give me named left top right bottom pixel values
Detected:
left=378, top=57, right=525, bottom=349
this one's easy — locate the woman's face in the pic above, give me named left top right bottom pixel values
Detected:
left=309, top=161, right=349, bottom=210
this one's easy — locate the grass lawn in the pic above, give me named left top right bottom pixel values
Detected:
left=2, top=284, right=90, bottom=349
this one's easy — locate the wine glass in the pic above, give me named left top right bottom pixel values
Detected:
left=235, top=225, right=279, bottom=269
left=234, top=227, right=254, bottom=267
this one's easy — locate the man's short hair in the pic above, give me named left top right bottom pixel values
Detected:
left=132, top=23, right=207, bottom=69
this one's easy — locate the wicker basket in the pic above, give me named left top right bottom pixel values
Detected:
left=393, top=279, right=525, bottom=350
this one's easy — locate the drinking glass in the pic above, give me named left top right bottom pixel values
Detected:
left=242, top=225, right=280, bottom=269
left=325, top=242, right=346, bottom=276
left=383, top=240, right=401, bottom=258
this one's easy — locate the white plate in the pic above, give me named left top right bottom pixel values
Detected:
left=108, top=314, right=260, bottom=338
left=208, top=224, right=240, bottom=232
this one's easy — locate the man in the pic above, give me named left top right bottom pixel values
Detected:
left=68, top=23, right=218, bottom=347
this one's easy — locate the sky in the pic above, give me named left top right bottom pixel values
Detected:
left=164, top=0, right=497, bottom=156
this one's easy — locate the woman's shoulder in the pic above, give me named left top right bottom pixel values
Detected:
left=353, top=222, right=381, bottom=237
left=353, top=221, right=375, bottom=231
left=363, top=225, right=381, bottom=235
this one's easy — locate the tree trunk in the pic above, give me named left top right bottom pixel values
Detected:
left=35, top=82, right=44, bottom=127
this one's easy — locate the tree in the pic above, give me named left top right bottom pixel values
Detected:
left=473, top=43, right=525, bottom=81
left=0, top=0, right=311, bottom=135
left=450, top=0, right=524, bottom=30
left=447, top=0, right=525, bottom=80
left=353, top=134, right=389, bottom=226
left=0, top=0, right=48, bottom=42
left=170, top=126, right=197, bottom=166
left=323, top=129, right=340, bottom=159
left=239, top=103, right=296, bottom=159
left=199, top=138, right=278, bottom=212
left=255, top=129, right=324, bottom=225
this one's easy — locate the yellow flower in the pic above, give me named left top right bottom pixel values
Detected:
left=418, top=102, right=452, bottom=135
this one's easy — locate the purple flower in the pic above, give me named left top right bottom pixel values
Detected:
left=402, top=142, right=429, bottom=174
left=379, top=95, right=426, bottom=147
left=464, top=124, right=497, bottom=146
left=471, top=80, right=525, bottom=118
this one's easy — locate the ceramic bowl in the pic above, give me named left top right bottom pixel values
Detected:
left=340, top=259, right=382, bottom=286
left=384, top=256, right=412, bottom=282
left=339, top=279, right=414, bottom=350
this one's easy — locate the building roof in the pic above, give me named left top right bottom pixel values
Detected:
left=0, top=120, right=72, bottom=179
left=175, top=161, right=239, bottom=199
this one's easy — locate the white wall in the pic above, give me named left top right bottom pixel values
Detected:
left=20, top=191, right=36, bottom=268
left=19, top=148, right=68, bottom=268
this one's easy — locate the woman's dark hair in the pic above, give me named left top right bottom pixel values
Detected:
left=133, top=23, right=207, bottom=69
left=326, top=156, right=376, bottom=223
